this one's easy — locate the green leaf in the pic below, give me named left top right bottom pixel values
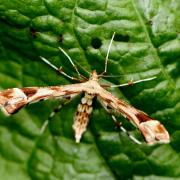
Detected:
left=0, top=0, right=179, bottom=179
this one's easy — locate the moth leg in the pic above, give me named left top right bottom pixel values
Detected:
left=111, top=115, right=142, bottom=145
left=97, top=96, right=141, bottom=144
left=40, top=98, right=72, bottom=134
left=111, top=77, right=157, bottom=88
left=102, top=77, right=156, bottom=88
left=40, top=56, right=82, bottom=81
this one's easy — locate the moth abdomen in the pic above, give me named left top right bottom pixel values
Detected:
left=73, top=93, right=94, bottom=143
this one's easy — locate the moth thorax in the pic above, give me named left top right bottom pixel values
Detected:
left=89, top=70, right=98, bottom=81
left=73, top=93, right=95, bottom=143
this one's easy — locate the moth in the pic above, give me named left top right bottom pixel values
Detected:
left=0, top=33, right=170, bottom=145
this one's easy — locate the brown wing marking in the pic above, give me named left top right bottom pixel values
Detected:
left=98, top=89, right=170, bottom=145
left=0, top=84, right=83, bottom=115
left=0, top=88, right=29, bottom=115
left=21, top=88, right=37, bottom=97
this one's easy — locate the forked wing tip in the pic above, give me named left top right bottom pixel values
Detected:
left=139, top=120, right=170, bottom=145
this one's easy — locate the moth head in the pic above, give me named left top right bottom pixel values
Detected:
left=90, top=70, right=98, bottom=81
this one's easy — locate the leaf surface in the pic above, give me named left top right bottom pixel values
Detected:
left=0, top=0, right=179, bottom=179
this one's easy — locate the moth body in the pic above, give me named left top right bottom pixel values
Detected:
left=0, top=70, right=170, bottom=144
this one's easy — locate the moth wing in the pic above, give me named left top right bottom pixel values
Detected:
left=0, top=84, right=83, bottom=115
left=97, top=89, right=170, bottom=145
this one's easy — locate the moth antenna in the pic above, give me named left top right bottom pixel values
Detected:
left=40, top=56, right=81, bottom=81
left=111, top=115, right=142, bottom=144
left=110, top=76, right=157, bottom=88
left=58, top=47, right=82, bottom=78
left=101, top=32, right=116, bottom=75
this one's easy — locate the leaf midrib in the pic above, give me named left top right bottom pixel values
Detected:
left=131, top=0, right=175, bottom=88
